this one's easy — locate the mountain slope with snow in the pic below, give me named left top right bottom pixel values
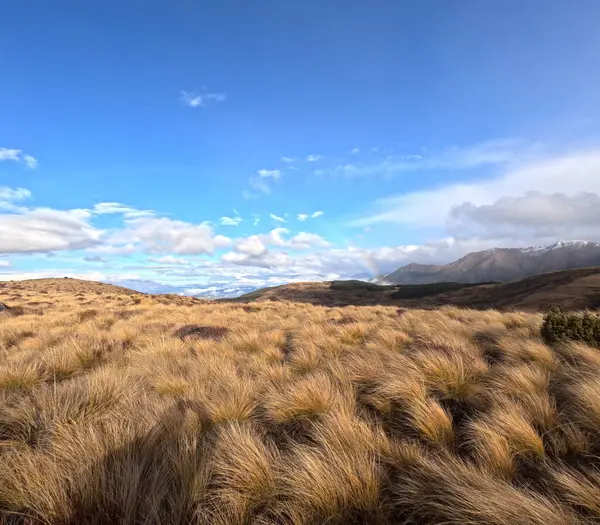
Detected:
left=386, top=241, right=600, bottom=284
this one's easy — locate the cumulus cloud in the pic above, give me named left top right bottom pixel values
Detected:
left=0, top=208, right=103, bottom=253
left=222, top=229, right=332, bottom=269
left=281, top=157, right=294, bottom=163
left=449, top=192, right=600, bottom=239
left=236, top=236, right=267, bottom=256
left=290, top=232, right=331, bottom=249
left=270, top=213, right=286, bottom=223
left=113, top=216, right=231, bottom=255
left=297, top=214, right=309, bottom=221
left=180, top=90, right=226, bottom=108
left=0, top=148, right=38, bottom=169
left=306, top=154, right=323, bottom=162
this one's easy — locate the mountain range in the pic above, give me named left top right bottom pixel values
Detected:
left=385, top=240, right=600, bottom=284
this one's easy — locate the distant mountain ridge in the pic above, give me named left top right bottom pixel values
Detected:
left=385, top=240, right=600, bottom=284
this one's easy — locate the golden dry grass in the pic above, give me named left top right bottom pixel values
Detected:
left=0, top=278, right=599, bottom=524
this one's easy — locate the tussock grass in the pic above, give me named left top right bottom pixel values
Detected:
left=0, top=279, right=600, bottom=524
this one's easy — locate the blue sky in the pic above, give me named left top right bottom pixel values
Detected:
left=2, top=1, right=600, bottom=295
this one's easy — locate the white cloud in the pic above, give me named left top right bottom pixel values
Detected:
left=290, top=232, right=331, bottom=249
left=306, top=154, right=323, bottom=162
left=23, top=155, right=38, bottom=169
left=246, top=169, right=282, bottom=196
left=112, top=216, right=231, bottom=255
left=353, top=146, right=600, bottom=232
left=180, top=90, right=226, bottom=108
left=257, top=169, right=281, bottom=179
left=281, top=156, right=294, bottom=163
left=219, top=213, right=242, bottom=226
left=0, top=208, right=104, bottom=253
left=221, top=250, right=293, bottom=269
left=92, top=202, right=155, bottom=219
left=236, top=236, right=267, bottom=256
left=0, top=260, right=10, bottom=268
left=270, top=213, right=286, bottom=223
left=351, top=148, right=360, bottom=154
left=0, top=148, right=20, bottom=162
left=297, top=210, right=323, bottom=221
left=0, top=187, right=31, bottom=211
left=449, top=191, right=600, bottom=240
left=252, top=214, right=260, bottom=226
left=0, top=148, right=38, bottom=169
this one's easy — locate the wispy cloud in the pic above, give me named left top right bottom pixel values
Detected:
left=0, top=148, right=38, bottom=169
left=297, top=210, right=323, bottom=221
left=0, top=187, right=31, bottom=202
left=249, top=177, right=272, bottom=194
left=257, top=169, right=281, bottom=179
left=92, top=202, right=155, bottom=219
left=281, top=156, right=294, bottom=163
left=252, top=214, right=261, bottom=226
left=306, top=154, right=323, bottom=162
left=351, top=148, right=360, bottom=154
left=246, top=168, right=282, bottom=196
left=180, top=90, right=226, bottom=108
left=317, top=138, right=535, bottom=178
left=219, top=210, right=242, bottom=226
left=270, top=213, right=286, bottom=223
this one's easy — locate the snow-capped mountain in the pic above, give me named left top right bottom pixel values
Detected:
left=386, top=241, right=600, bottom=284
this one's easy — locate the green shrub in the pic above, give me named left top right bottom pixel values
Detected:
left=541, top=307, right=600, bottom=346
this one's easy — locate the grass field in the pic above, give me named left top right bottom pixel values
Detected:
left=1, top=279, right=600, bottom=524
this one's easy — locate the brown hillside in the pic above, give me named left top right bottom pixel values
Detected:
left=232, top=267, right=600, bottom=311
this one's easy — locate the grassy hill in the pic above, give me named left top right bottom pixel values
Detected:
left=231, top=267, right=600, bottom=311
left=1, top=278, right=600, bottom=524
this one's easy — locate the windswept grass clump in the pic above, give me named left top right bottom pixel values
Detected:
left=0, top=279, right=599, bottom=524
